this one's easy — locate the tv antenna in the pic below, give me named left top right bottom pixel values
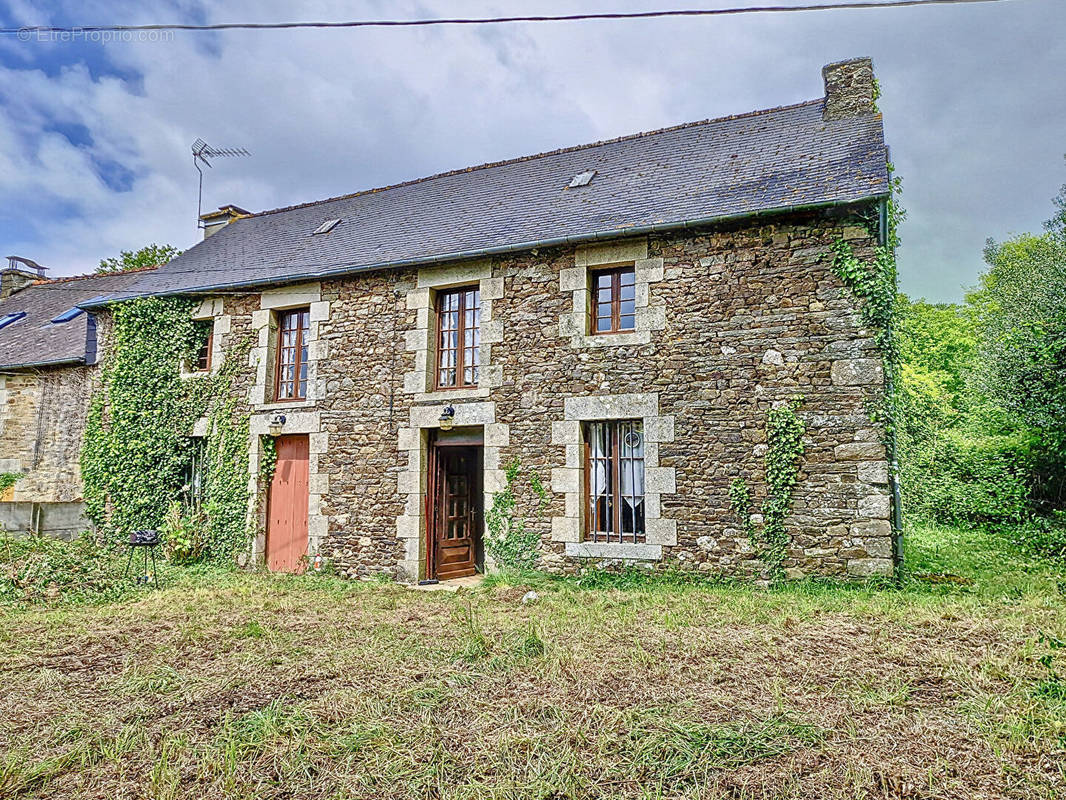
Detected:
left=192, top=138, right=250, bottom=226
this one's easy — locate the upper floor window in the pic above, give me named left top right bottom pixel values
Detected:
left=436, top=286, right=480, bottom=389
left=591, top=266, right=636, bottom=334
left=585, top=419, right=645, bottom=543
left=275, top=307, right=310, bottom=401
left=191, top=321, right=213, bottom=373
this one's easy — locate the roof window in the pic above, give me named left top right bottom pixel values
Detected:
left=312, top=219, right=341, bottom=235
left=568, top=170, right=597, bottom=188
left=0, top=312, right=26, bottom=330
left=52, top=307, right=85, bottom=324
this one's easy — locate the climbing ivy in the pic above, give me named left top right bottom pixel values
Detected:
left=485, top=458, right=548, bottom=571
left=830, top=166, right=905, bottom=434
left=81, top=299, right=255, bottom=562
left=0, top=473, right=19, bottom=495
left=258, top=435, right=277, bottom=485
left=730, top=399, right=807, bottom=579
left=81, top=297, right=201, bottom=539
left=760, top=400, right=807, bottom=575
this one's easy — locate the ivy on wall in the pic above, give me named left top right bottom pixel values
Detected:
left=81, top=298, right=254, bottom=562
left=485, top=458, right=548, bottom=571
left=730, top=399, right=807, bottom=579
left=0, top=473, right=20, bottom=496
left=830, top=167, right=905, bottom=434
left=82, top=298, right=200, bottom=538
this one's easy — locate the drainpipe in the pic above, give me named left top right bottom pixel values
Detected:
left=879, top=197, right=905, bottom=571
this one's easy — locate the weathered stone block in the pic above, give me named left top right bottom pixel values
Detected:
left=834, top=442, right=885, bottom=460
left=857, top=460, right=888, bottom=484
left=850, top=519, right=891, bottom=538
left=831, top=359, right=884, bottom=386
left=858, top=494, right=891, bottom=519
left=846, top=557, right=893, bottom=578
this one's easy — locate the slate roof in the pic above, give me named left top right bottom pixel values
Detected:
left=95, top=97, right=889, bottom=302
left=0, top=269, right=154, bottom=369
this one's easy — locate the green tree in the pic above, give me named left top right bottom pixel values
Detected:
left=1047, top=156, right=1066, bottom=237
left=896, top=295, right=1033, bottom=525
left=97, top=243, right=180, bottom=274
left=975, top=235, right=1066, bottom=448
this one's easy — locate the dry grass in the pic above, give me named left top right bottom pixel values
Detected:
left=0, top=523, right=1064, bottom=799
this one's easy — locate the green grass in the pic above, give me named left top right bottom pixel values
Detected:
left=0, top=521, right=1063, bottom=798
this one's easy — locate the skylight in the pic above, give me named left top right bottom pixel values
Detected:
left=52, top=307, right=84, bottom=324
left=312, top=219, right=341, bottom=235
left=568, top=170, right=597, bottom=188
left=0, top=312, right=26, bottom=330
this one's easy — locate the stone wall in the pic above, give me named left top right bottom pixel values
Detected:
left=198, top=205, right=893, bottom=580
left=0, top=365, right=93, bottom=504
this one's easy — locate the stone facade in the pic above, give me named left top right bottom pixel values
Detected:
left=198, top=206, right=895, bottom=580
left=0, top=365, right=94, bottom=504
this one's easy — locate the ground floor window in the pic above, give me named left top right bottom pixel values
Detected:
left=183, top=437, right=206, bottom=510
left=585, top=420, right=645, bottom=543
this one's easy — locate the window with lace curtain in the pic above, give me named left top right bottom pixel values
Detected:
left=584, top=420, right=645, bottom=543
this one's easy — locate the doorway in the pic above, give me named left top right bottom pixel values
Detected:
left=426, top=430, right=483, bottom=581
left=266, top=434, right=310, bottom=573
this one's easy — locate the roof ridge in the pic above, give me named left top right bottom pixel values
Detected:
left=251, top=97, right=826, bottom=219
left=39, top=265, right=159, bottom=285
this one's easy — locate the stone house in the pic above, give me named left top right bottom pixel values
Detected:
left=0, top=260, right=154, bottom=537
left=93, top=57, right=899, bottom=580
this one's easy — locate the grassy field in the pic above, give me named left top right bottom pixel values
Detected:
left=0, top=523, right=1064, bottom=799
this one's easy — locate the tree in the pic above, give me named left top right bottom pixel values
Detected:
left=1047, top=156, right=1066, bottom=238
left=97, top=243, right=181, bottom=274
left=974, top=233, right=1066, bottom=507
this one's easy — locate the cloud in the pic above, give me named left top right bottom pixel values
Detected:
left=0, top=0, right=1063, bottom=301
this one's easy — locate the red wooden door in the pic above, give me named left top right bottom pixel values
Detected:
left=266, top=435, right=310, bottom=573
left=428, top=446, right=480, bottom=580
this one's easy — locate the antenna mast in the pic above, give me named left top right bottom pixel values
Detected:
left=192, top=139, right=250, bottom=227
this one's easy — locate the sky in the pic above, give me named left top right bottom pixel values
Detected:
left=0, top=0, right=1063, bottom=303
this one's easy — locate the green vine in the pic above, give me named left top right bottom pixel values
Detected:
left=81, top=297, right=201, bottom=539
left=0, top=473, right=19, bottom=495
left=81, top=299, right=255, bottom=562
left=731, top=399, right=807, bottom=579
left=830, top=166, right=904, bottom=435
left=259, top=436, right=278, bottom=484
left=485, top=458, right=548, bottom=571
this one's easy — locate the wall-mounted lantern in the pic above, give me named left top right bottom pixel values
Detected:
left=268, top=412, right=287, bottom=437
left=438, top=405, right=456, bottom=431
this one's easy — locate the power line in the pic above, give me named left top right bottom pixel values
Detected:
left=1, top=0, right=1013, bottom=36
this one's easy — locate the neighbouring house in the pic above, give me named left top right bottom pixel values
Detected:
left=0, top=259, right=154, bottom=538
left=90, top=57, right=900, bottom=580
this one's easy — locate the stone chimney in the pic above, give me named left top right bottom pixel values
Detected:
left=199, top=204, right=251, bottom=239
left=822, top=57, right=877, bottom=121
left=2, top=256, right=48, bottom=299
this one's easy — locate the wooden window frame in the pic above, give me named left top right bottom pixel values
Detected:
left=191, top=322, right=213, bottom=373
left=583, top=420, right=646, bottom=544
left=274, top=307, right=310, bottom=402
left=589, top=265, right=637, bottom=335
left=434, top=286, right=481, bottom=390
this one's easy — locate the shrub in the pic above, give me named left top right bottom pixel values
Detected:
left=903, top=428, right=1032, bottom=526
left=0, top=532, right=131, bottom=605
left=161, top=501, right=209, bottom=564
left=1006, top=513, right=1066, bottom=561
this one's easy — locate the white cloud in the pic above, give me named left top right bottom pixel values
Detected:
left=0, top=0, right=1063, bottom=300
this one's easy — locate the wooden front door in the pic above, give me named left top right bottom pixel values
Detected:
left=266, top=434, right=310, bottom=573
left=428, top=444, right=481, bottom=580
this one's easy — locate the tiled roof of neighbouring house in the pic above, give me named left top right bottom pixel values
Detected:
left=0, top=269, right=155, bottom=369
left=94, top=96, right=889, bottom=302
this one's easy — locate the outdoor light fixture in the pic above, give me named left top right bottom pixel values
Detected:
left=268, top=413, right=287, bottom=437
left=438, top=405, right=455, bottom=431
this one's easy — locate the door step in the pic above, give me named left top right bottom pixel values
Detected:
left=410, top=575, right=484, bottom=592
